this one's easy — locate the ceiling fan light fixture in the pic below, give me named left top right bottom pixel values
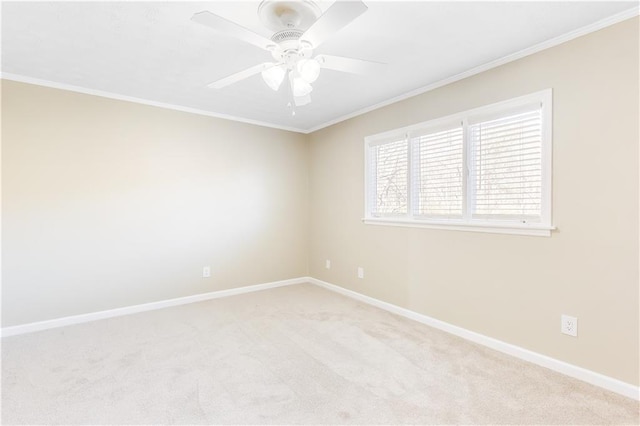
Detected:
left=296, top=58, right=321, bottom=83
left=261, top=64, right=286, bottom=91
left=290, top=71, right=313, bottom=97
left=194, top=0, right=374, bottom=110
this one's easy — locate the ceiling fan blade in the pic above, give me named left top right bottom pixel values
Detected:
left=207, top=63, right=272, bottom=89
left=316, top=54, right=384, bottom=74
left=192, top=11, right=274, bottom=51
left=300, top=0, right=368, bottom=49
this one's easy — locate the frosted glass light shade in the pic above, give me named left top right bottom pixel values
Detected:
left=261, top=65, right=286, bottom=91
left=296, top=59, right=320, bottom=83
left=292, top=76, right=313, bottom=97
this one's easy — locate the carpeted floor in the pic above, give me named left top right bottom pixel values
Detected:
left=2, top=283, right=638, bottom=424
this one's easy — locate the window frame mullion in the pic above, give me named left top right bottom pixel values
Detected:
left=462, top=117, right=476, bottom=222
left=405, top=132, right=415, bottom=220
left=462, top=118, right=472, bottom=221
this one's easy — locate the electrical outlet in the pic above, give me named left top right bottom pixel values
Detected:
left=325, top=259, right=331, bottom=269
left=202, top=266, right=211, bottom=278
left=357, top=267, right=364, bottom=279
left=561, top=314, right=578, bottom=337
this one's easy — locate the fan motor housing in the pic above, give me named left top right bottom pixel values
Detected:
left=270, top=39, right=313, bottom=64
left=271, top=29, right=304, bottom=43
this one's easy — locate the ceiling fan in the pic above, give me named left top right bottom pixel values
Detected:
left=192, top=0, right=381, bottom=112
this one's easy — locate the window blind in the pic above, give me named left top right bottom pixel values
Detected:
left=364, top=90, right=552, bottom=235
left=415, top=126, right=464, bottom=217
left=470, top=108, right=543, bottom=220
left=372, top=138, right=408, bottom=215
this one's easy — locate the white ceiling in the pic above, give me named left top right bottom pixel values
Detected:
left=2, top=1, right=637, bottom=133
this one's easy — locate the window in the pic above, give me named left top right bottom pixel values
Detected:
left=371, top=138, right=408, bottom=215
left=364, top=90, right=553, bottom=236
left=415, top=125, right=464, bottom=218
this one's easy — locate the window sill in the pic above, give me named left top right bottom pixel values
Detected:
left=362, top=218, right=555, bottom=237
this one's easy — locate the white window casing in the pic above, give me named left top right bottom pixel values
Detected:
left=364, top=89, right=554, bottom=237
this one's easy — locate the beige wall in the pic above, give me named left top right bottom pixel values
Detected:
left=308, top=18, right=639, bottom=386
left=2, top=80, right=309, bottom=326
left=2, top=18, right=638, bottom=387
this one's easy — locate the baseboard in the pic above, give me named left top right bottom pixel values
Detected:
left=1, top=277, right=307, bottom=338
left=307, top=277, right=640, bottom=401
left=4, top=276, right=638, bottom=400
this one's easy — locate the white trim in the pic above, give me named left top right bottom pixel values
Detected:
left=0, top=73, right=308, bottom=134
left=305, top=7, right=640, bottom=133
left=1, top=277, right=306, bottom=337
left=364, top=89, right=553, bottom=236
left=541, top=88, right=554, bottom=229
left=363, top=218, right=554, bottom=237
left=3, top=275, right=638, bottom=400
left=366, top=89, right=550, bottom=141
left=2, top=8, right=637, bottom=135
left=307, top=277, right=640, bottom=401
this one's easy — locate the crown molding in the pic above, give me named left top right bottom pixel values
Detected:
left=305, top=6, right=640, bottom=133
left=2, top=6, right=637, bottom=135
left=0, top=73, right=308, bottom=134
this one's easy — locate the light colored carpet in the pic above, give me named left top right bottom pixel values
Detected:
left=2, top=283, right=638, bottom=424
